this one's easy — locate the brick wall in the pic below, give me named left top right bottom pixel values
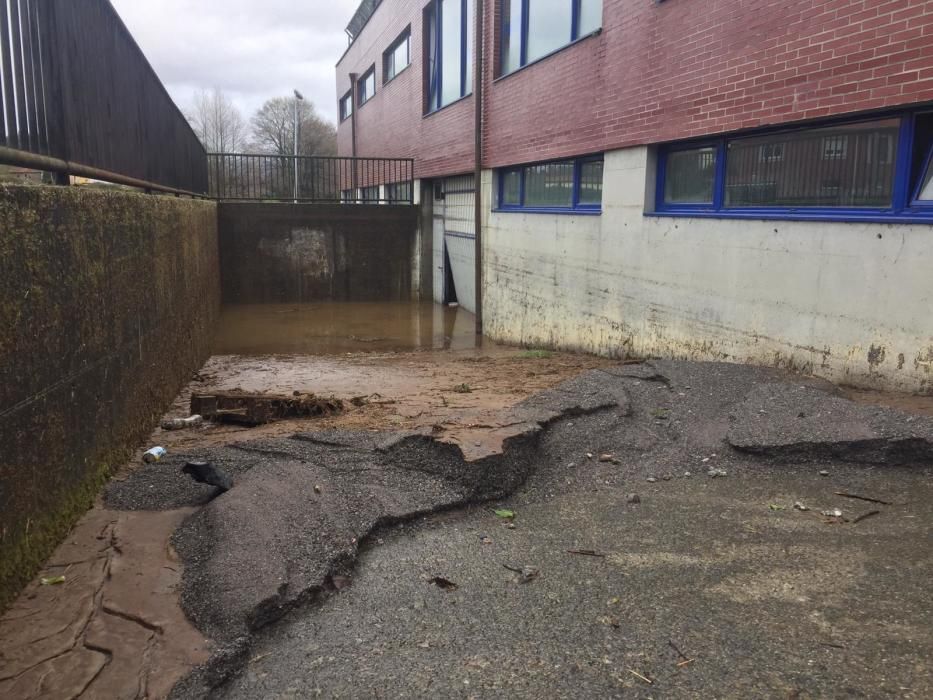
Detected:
left=338, top=0, right=933, bottom=172
left=336, top=0, right=476, bottom=179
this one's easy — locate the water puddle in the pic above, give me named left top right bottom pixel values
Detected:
left=212, top=302, right=480, bottom=355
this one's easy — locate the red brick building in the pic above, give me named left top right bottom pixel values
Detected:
left=336, top=0, right=933, bottom=392
left=339, top=1, right=933, bottom=171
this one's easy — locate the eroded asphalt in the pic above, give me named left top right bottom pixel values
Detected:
left=7, top=359, right=933, bottom=698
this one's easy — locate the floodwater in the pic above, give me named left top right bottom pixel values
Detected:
left=212, top=301, right=481, bottom=356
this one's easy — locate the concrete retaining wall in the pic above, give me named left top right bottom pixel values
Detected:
left=0, top=185, right=220, bottom=608
left=482, top=147, right=933, bottom=393
left=218, top=203, right=420, bottom=304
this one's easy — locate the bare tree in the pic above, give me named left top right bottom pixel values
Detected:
left=188, top=88, right=247, bottom=153
left=250, top=97, right=337, bottom=157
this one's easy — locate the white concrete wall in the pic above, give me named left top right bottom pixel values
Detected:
left=481, top=149, right=933, bottom=392
left=432, top=184, right=446, bottom=304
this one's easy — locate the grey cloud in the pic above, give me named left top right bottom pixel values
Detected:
left=110, top=0, right=361, bottom=125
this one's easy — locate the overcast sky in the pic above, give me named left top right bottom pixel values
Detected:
left=109, top=0, right=361, bottom=126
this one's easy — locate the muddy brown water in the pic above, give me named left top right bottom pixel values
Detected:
left=212, top=301, right=481, bottom=355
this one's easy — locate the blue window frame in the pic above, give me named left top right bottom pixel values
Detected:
left=384, top=28, right=411, bottom=84
left=425, top=0, right=473, bottom=113
left=916, top=150, right=933, bottom=203
left=497, top=155, right=603, bottom=213
left=655, top=110, right=933, bottom=223
left=358, top=66, right=376, bottom=106
left=339, top=91, right=353, bottom=122
left=501, top=0, right=602, bottom=76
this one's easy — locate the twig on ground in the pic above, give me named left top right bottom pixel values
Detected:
left=833, top=491, right=894, bottom=506
left=676, top=658, right=695, bottom=667
left=464, top=421, right=529, bottom=430
left=668, top=640, right=689, bottom=661
left=853, top=510, right=881, bottom=524
left=629, top=669, right=653, bottom=685
left=566, top=549, right=607, bottom=558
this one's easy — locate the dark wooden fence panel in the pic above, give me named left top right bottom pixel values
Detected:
left=1, top=0, right=207, bottom=194
left=0, top=0, right=47, bottom=154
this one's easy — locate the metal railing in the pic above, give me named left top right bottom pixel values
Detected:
left=0, top=0, right=208, bottom=195
left=208, top=154, right=415, bottom=204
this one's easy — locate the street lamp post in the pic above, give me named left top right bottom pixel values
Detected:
left=293, top=89, right=304, bottom=202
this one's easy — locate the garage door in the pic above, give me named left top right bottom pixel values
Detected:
left=431, top=175, right=475, bottom=314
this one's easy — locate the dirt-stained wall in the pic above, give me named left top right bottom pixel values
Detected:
left=481, top=148, right=933, bottom=394
left=218, top=203, right=419, bottom=304
left=0, top=185, right=220, bottom=609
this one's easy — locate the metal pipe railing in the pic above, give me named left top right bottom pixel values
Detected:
left=207, top=153, right=415, bottom=204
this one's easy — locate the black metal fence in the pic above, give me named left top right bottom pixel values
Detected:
left=0, top=0, right=208, bottom=195
left=208, top=154, right=415, bottom=204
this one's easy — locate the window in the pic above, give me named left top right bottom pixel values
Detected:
left=341, top=189, right=354, bottom=203
left=727, top=121, right=897, bottom=208
left=426, top=0, right=473, bottom=113
left=867, top=133, right=894, bottom=165
left=664, top=146, right=717, bottom=205
left=578, top=159, right=604, bottom=206
left=759, top=143, right=784, bottom=163
left=361, top=185, right=380, bottom=203
left=919, top=156, right=933, bottom=201
left=524, top=161, right=574, bottom=207
left=821, top=135, right=848, bottom=160
left=384, top=28, right=411, bottom=84
left=656, top=111, right=933, bottom=221
left=497, top=156, right=603, bottom=212
left=339, top=91, right=353, bottom=121
left=500, top=0, right=602, bottom=75
left=358, top=66, right=376, bottom=106
left=386, top=181, right=413, bottom=203
left=501, top=169, right=521, bottom=206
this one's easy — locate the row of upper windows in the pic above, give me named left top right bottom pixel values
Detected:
left=340, top=181, right=413, bottom=203
left=339, top=24, right=412, bottom=121
left=339, top=0, right=604, bottom=120
left=502, top=0, right=602, bottom=74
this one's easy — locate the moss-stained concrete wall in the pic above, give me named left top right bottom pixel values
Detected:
left=0, top=185, right=219, bottom=609
left=218, top=203, right=420, bottom=304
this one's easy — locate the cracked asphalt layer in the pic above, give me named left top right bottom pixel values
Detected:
left=108, top=361, right=933, bottom=698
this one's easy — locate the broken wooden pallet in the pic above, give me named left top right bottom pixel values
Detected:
left=191, top=391, right=344, bottom=426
